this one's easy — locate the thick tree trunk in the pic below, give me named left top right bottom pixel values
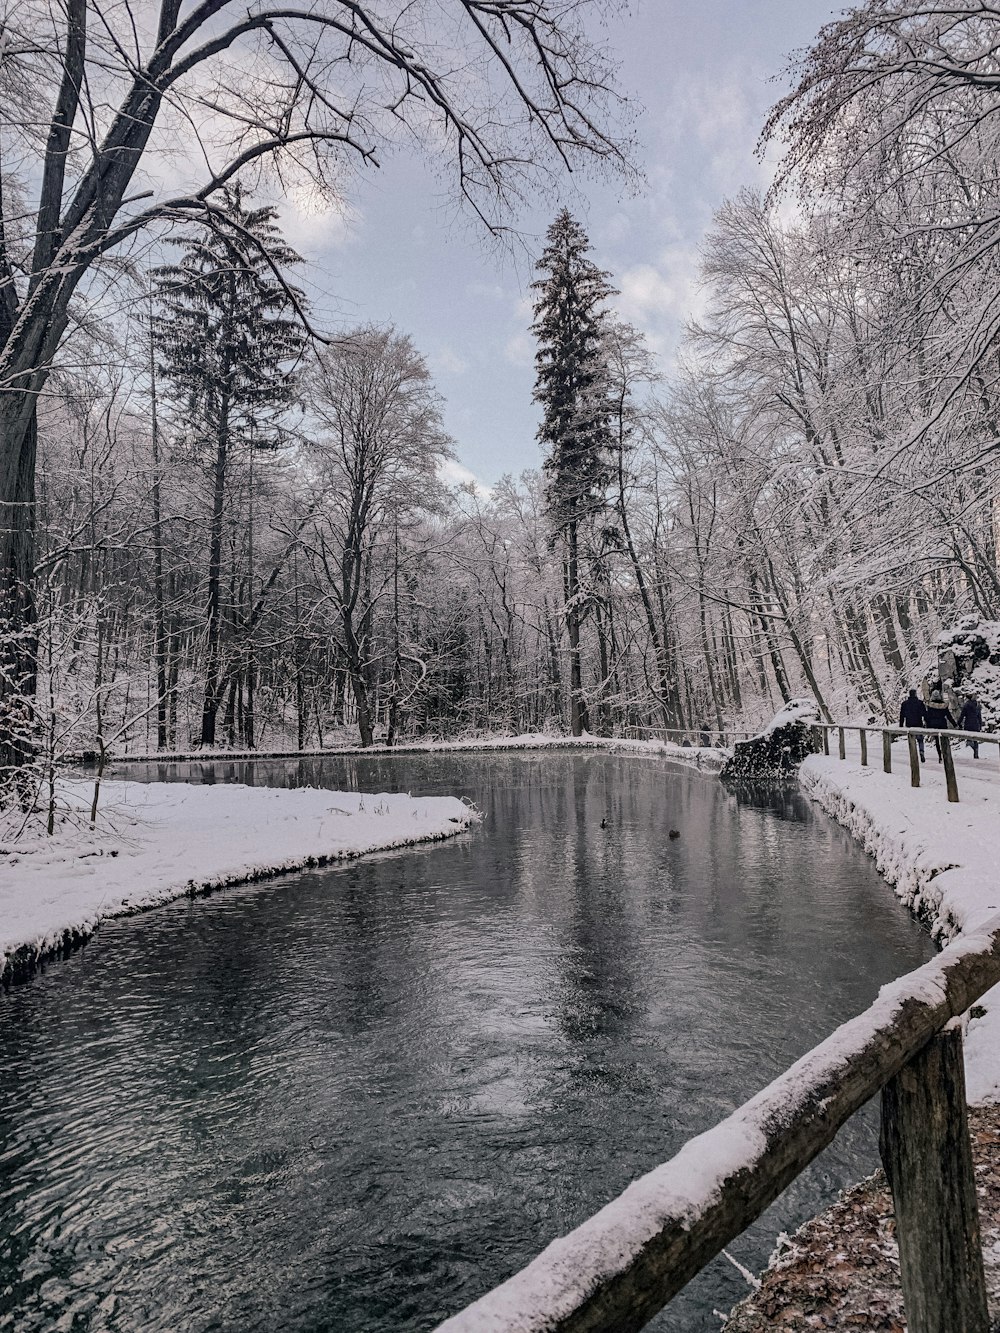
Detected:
left=872, top=593, right=906, bottom=677
left=167, top=613, right=180, bottom=748
left=564, top=519, right=589, bottom=737
left=696, top=588, right=725, bottom=733
left=616, top=466, right=677, bottom=729
left=340, top=611, right=374, bottom=747
left=296, top=661, right=306, bottom=750
left=350, top=670, right=374, bottom=748
left=0, top=401, right=39, bottom=796
left=722, top=605, right=743, bottom=712
left=222, top=673, right=238, bottom=746
left=542, top=595, right=564, bottom=728
left=150, top=404, right=169, bottom=750
left=200, top=395, right=230, bottom=746
left=244, top=653, right=256, bottom=749
left=594, top=599, right=613, bottom=736
left=0, top=0, right=163, bottom=787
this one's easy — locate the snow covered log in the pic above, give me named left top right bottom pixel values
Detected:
left=720, top=700, right=821, bottom=780
left=434, top=915, right=1000, bottom=1333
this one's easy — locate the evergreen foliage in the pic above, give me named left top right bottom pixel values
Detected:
left=152, top=187, right=305, bottom=444
left=152, top=187, right=306, bottom=746
left=531, top=208, right=617, bottom=735
left=531, top=208, right=617, bottom=534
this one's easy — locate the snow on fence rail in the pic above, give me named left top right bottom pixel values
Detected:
left=434, top=917, right=1000, bottom=1333
left=621, top=725, right=756, bottom=746
left=812, top=721, right=999, bottom=804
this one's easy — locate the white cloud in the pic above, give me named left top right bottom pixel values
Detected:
left=430, top=345, right=468, bottom=376
left=619, top=263, right=676, bottom=320
left=465, top=280, right=508, bottom=302
left=503, top=331, right=534, bottom=368
left=600, top=212, right=633, bottom=246
left=439, top=457, right=491, bottom=495
left=659, top=64, right=774, bottom=198
left=277, top=192, right=357, bottom=254
left=616, top=243, right=708, bottom=361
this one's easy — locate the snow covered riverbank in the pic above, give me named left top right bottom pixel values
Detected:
left=727, top=745, right=1000, bottom=1328
left=0, top=779, right=479, bottom=987
left=799, top=747, right=1000, bottom=1103
left=3, top=735, right=720, bottom=990
left=805, top=751, right=1000, bottom=1103
left=106, top=730, right=728, bottom=770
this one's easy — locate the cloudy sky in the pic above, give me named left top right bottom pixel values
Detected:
left=279, top=0, right=841, bottom=489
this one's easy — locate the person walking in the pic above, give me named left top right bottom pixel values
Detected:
left=958, top=692, right=983, bottom=758
left=925, top=690, right=952, bottom=761
left=898, top=688, right=927, bottom=761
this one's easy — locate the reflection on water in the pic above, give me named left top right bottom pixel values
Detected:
left=0, top=752, right=932, bottom=1332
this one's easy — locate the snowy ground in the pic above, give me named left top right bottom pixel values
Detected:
left=0, top=778, right=479, bottom=986
left=800, top=735, right=1000, bottom=1102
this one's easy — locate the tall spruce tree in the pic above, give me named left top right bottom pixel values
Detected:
left=153, top=187, right=305, bottom=747
left=531, top=208, right=616, bottom=736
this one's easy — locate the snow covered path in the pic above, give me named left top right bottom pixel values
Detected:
left=0, top=779, right=478, bottom=986
left=801, top=741, right=1000, bottom=1103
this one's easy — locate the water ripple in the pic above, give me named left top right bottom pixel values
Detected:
left=0, top=752, right=933, bottom=1332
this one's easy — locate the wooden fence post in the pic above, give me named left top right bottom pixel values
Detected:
left=880, top=1023, right=988, bottom=1333
left=838, top=727, right=846, bottom=759
left=859, top=728, right=867, bottom=766
left=941, top=736, right=960, bottom=803
left=822, top=727, right=830, bottom=756
left=883, top=730, right=892, bottom=773
left=907, top=733, right=920, bottom=787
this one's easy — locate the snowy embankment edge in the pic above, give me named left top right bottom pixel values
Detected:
left=3, top=737, right=722, bottom=989
left=101, top=732, right=727, bottom=773
left=1, top=782, right=480, bottom=989
left=798, top=754, right=1000, bottom=1103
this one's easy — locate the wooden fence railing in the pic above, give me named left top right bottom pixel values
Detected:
left=812, top=721, right=997, bottom=804
left=621, top=725, right=756, bottom=747
left=434, top=917, right=1000, bottom=1333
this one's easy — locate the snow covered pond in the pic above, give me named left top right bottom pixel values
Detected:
left=0, top=751, right=933, bottom=1332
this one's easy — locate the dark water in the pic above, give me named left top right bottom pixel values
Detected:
left=0, top=752, right=933, bottom=1332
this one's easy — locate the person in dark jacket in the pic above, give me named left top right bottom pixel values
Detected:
left=898, top=688, right=927, bottom=761
left=958, top=692, right=983, bottom=757
left=925, top=691, right=952, bottom=761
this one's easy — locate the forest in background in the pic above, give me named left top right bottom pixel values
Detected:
left=5, top=0, right=1000, bottom=772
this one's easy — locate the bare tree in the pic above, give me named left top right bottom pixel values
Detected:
left=304, top=326, right=452, bottom=747
left=0, top=0, right=635, bottom=784
left=763, top=2, right=1000, bottom=401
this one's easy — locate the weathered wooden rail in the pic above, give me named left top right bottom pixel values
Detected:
left=621, top=724, right=756, bottom=747
left=813, top=721, right=997, bottom=804
left=434, top=917, right=1000, bottom=1333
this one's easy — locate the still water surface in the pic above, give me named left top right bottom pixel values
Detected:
left=0, top=752, right=933, bottom=1331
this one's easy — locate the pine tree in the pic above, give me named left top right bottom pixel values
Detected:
left=531, top=208, right=616, bottom=736
left=153, top=186, right=305, bottom=747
